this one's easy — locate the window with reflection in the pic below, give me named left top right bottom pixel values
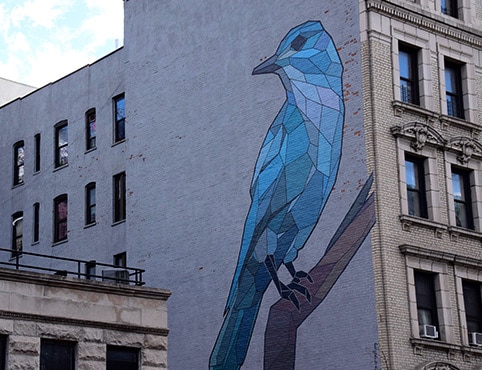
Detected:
left=107, top=346, right=139, bottom=370
left=445, top=60, right=464, bottom=119
left=55, top=121, right=68, bottom=167
left=86, top=109, right=96, bottom=150
left=406, top=154, right=427, bottom=218
left=113, top=172, right=126, bottom=222
left=85, top=183, right=96, bottom=225
left=114, top=94, right=125, bottom=142
left=463, top=280, right=482, bottom=336
left=452, top=167, right=473, bottom=229
left=13, top=141, right=24, bottom=185
left=40, top=339, right=75, bottom=370
left=441, top=0, right=458, bottom=17
left=11, top=212, right=23, bottom=257
left=415, top=270, right=439, bottom=336
left=54, top=194, right=68, bottom=242
left=399, top=43, right=419, bottom=105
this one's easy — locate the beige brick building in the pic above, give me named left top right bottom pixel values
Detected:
left=0, top=264, right=170, bottom=370
left=362, top=0, right=482, bottom=368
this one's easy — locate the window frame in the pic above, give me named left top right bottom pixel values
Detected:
left=113, top=94, right=125, bottom=143
left=34, top=133, right=41, bottom=173
left=85, top=182, right=96, bottom=226
left=40, top=339, right=76, bottom=370
left=11, top=212, right=23, bottom=257
left=33, top=202, right=40, bottom=243
left=398, top=43, right=420, bottom=106
left=444, top=59, right=464, bottom=119
left=405, top=153, right=428, bottom=219
left=86, top=108, right=96, bottom=151
left=441, top=0, right=458, bottom=17
left=113, top=172, right=126, bottom=223
left=53, top=194, right=68, bottom=243
left=54, top=121, right=68, bottom=168
left=13, top=140, right=25, bottom=186
left=106, top=345, right=139, bottom=370
left=451, top=166, right=474, bottom=230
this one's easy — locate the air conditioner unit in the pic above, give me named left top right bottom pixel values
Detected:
left=102, top=269, right=129, bottom=284
left=420, top=324, right=438, bottom=339
left=469, top=332, right=482, bottom=346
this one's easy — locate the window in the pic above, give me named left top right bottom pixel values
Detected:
left=40, top=339, right=75, bottom=370
left=86, top=109, right=96, bottom=150
left=399, top=43, right=419, bottom=105
left=13, top=141, right=24, bottom=186
left=463, top=280, right=482, bottom=335
left=441, top=0, right=458, bottom=17
left=445, top=60, right=464, bottom=119
left=114, top=252, right=127, bottom=267
left=55, top=121, right=68, bottom=167
left=451, top=167, right=473, bottom=229
left=107, top=346, right=139, bottom=370
left=113, top=172, right=126, bottom=222
left=85, top=183, right=96, bottom=225
left=0, top=336, right=6, bottom=370
left=11, top=212, right=23, bottom=257
left=85, top=260, right=96, bottom=280
left=415, top=270, right=439, bottom=337
left=35, top=133, right=41, bottom=172
left=405, top=154, right=428, bottom=218
left=54, top=194, right=68, bottom=242
left=114, top=94, right=125, bottom=142
left=33, top=203, right=40, bottom=243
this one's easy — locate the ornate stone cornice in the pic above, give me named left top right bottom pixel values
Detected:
left=448, top=137, right=482, bottom=164
left=391, top=122, right=446, bottom=151
left=366, top=0, right=482, bottom=48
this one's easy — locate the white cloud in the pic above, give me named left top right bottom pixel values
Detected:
left=10, top=0, right=73, bottom=29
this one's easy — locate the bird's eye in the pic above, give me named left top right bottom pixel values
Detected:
left=290, top=35, right=307, bottom=51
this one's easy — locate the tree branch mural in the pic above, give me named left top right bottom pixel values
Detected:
left=264, top=175, right=375, bottom=369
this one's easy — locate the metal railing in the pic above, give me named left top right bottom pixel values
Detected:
left=0, top=248, right=145, bottom=286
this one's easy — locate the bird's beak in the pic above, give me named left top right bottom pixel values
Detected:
left=252, top=54, right=280, bottom=75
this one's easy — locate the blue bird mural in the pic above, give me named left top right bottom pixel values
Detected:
left=210, top=21, right=345, bottom=370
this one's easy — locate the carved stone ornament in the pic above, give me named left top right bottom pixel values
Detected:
left=415, top=361, right=461, bottom=370
left=391, top=122, right=446, bottom=151
left=449, top=137, right=482, bottom=165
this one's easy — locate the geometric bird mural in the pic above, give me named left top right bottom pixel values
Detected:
left=210, top=21, right=345, bottom=370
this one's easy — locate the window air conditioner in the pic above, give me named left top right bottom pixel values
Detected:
left=419, top=324, right=438, bottom=339
left=469, top=332, right=482, bottom=346
left=102, top=269, right=129, bottom=284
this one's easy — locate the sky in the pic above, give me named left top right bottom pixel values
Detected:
left=0, top=0, right=124, bottom=88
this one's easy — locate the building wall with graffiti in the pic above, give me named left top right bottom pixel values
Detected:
left=124, top=1, right=378, bottom=369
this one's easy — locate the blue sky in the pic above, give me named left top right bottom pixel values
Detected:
left=0, top=0, right=124, bottom=87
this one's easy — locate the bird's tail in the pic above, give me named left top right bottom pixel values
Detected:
left=209, top=299, right=262, bottom=370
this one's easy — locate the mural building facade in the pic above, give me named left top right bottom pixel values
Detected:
left=1, top=0, right=482, bottom=369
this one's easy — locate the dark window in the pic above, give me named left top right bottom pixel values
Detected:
left=11, top=212, right=23, bottom=257
left=113, top=172, right=126, bottom=222
left=13, top=141, right=24, bottom=185
left=463, top=280, right=482, bottom=334
left=0, top=336, right=6, bottom=370
left=85, top=260, right=96, bottom=280
left=114, top=94, right=125, bottom=142
left=33, top=203, right=40, bottom=243
left=405, top=154, right=428, bottom=218
left=114, top=252, right=127, bottom=267
left=399, top=43, right=420, bottom=105
left=35, top=133, right=41, bottom=172
left=55, top=121, right=68, bottom=167
left=415, top=271, right=439, bottom=329
left=452, top=167, right=473, bottom=229
left=86, top=109, right=96, bottom=150
left=40, top=340, right=75, bottom=370
left=445, top=60, right=464, bottom=119
left=441, top=0, right=458, bottom=17
left=85, top=182, right=96, bottom=225
left=54, top=195, right=68, bottom=242
left=107, top=346, right=139, bottom=370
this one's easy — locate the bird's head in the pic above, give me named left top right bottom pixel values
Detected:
left=252, top=21, right=342, bottom=88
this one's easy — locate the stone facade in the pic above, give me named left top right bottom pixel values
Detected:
left=0, top=267, right=169, bottom=369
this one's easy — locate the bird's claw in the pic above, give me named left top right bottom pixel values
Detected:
left=291, top=270, right=313, bottom=284
left=280, top=283, right=300, bottom=310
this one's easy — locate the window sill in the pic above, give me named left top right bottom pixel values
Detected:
left=11, top=182, right=25, bottom=190
left=53, top=164, right=69, bottom=172
left=112, top=139, right=126, bottom=147
left=411, top=337, right=460, bottom=356
left=84, top=222, right=96, bottom=229
left=400, top=215, right=447, bottom=238
left=111, top=219, right=126, bottom=227
left=52, top=239, right=68, bottom=247
left=85, top=147, right=97, bottom=154
left=448, top=226, right=482, bottom=242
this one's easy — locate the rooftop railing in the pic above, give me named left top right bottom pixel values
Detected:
left=0, top=247, right=145, bottom=286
